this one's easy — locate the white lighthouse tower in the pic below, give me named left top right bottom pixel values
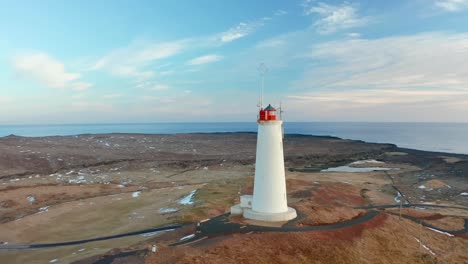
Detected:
left=230, top=103, right=297, bottom=221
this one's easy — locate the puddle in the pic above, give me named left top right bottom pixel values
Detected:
left=321, top=160, right=398, bottom=173
left=321, top=166, right=395, bottom=173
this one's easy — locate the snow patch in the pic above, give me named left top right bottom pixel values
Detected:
left=414, top=238, right=436, bottom=256
left=27, top=196, right=36, bottom=204
left=50, top=259, right=58, bottom=263
left=140, top=229, right=175, bottom=237
left=132, top=191, right=141, bottom=198
left=394, top=191, right=402, bottom=203
left=179, top=190, right=197, bottom=205
left=426, top=227, right=454, bottom=237
left=39, top=206, right=49, bottom=212
left=460, top=192, right=468, bottom=196
left=180, top=234, right=195, bottom=241
left=159, top=208, right=179, bottom=213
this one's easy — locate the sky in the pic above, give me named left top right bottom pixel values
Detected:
left=1, top=0, right=468, bottom=124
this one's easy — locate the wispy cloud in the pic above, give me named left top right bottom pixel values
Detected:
left=70, top=101, right=113, bottom=112
left=281, top=31, right=468, bottom=121
left=187, top=54, right=223, bottom=65
left=274, top=9, right=288, bottom=16
left=110, top=65, right=155, bottom=79
left=90, top=40, right=186, bottom=79
left=142, top=95, right=176, bottom=103
left=286, top=88, right=468, bottom=121
left=103, top=93, right=123, bottom=99
left=302, top=32, right=468, bottom=89
left=14, top=53, right=92, bottom=90
left=218, top=9, right=285, bottom=43
left=434, top=0, right=468, bottom=11
left=148, top=84, right=170, bottom=91
left=347, top=32, right=361, bottom=38
left=71, top=93, right=87, bottom=99
left=220, top=21, right=264, bottom=42
left=135, top=81, right=170, bottom=91
left=0, top=96, right=11, bottom=104
left=303, top=2, right=370, bottom=34
left=288, top=89, right=468, bottom=105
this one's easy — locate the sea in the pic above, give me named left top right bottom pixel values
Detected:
left=0, top=122, right=467, bottom=155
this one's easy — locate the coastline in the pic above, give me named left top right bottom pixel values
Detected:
left=1, top=122, right=467, bottom=155
left=1, top=131, right=468, bottom=157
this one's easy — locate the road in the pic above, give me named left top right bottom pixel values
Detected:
left=1, top=203, right=467, bottom=250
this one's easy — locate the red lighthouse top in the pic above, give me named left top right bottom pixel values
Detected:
left=259, top=104, right=277, bottom=121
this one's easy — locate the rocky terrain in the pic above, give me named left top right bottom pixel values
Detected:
left=0, top=133, right=467, bottom=263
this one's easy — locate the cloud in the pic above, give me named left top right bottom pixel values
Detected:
left=304, top=2, right=370, bottom=34
left=148, top=84, right=170, bottom=91
left=0, top=96, right=11, bottom=104
left=285, top=88, right=468, bottom=122
left=288, top=89, right=468, bottom=105
left=220, top=21, right=263, bottom=42
left=302, top=32, right=468, bottom=89
left=135, top=81, right=170, bottom=91
left=103, top=93, right=123, bottom=99
left=110, top=65, right=155, bottom=79
left=142, top=95, right=176, bottom=103
left=90, top=10, right=281, bottom=80
left=14, top=53, right=92, bottom=90
left=70, top=82, right=93, bottom=91
left=347, top=32, right=361, bottom=38
left=71, top=93, right=87, bottom=99
left=274, top=9, right=288, bottom=16
left=90, top=40, right=185, bottom=79
left=434, top=0, right=468, bottom=11
left=281, top=31, right=468, bottom=122
left=69, top=101, right=113, bottom=112
left=187, top=54, right=223, bottom=65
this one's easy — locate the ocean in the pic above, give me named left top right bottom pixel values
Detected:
left=0, top=122, right=467, bottom=155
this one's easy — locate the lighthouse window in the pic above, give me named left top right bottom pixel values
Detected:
left=270, top=112, right=276, bottom=116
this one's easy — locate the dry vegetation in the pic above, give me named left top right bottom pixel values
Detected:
left=146, top=214, right=468, bottom=264
left=0, top=133, right=466, bottom=264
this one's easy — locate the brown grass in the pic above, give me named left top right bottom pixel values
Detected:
left=425, top=216, right=466, bottom=231
left=145, top=214, right=468, bottom=264
left=424, top=180, right=450, bottom=189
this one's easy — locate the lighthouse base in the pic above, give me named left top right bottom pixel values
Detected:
left=243, top=207, right=297, bottom=222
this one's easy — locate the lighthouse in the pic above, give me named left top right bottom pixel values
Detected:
left=230, top=104, right=297, bottom=222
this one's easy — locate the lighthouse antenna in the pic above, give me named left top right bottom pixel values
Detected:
left=257, top=63, right=268, bottom=109
left=280, top=101, right=284, bottom=139
left=279, top=101, right=284, bottom=120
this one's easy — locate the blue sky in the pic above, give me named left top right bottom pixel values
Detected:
left=1, top=0, right=468, bottom=124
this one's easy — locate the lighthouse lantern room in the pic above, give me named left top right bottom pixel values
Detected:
left=259, top=104, right=277, bottom=121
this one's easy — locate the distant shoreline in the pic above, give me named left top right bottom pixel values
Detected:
left=2, top=131, right=468, bottom=158
left=1, top=122, right=467, bottom=155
